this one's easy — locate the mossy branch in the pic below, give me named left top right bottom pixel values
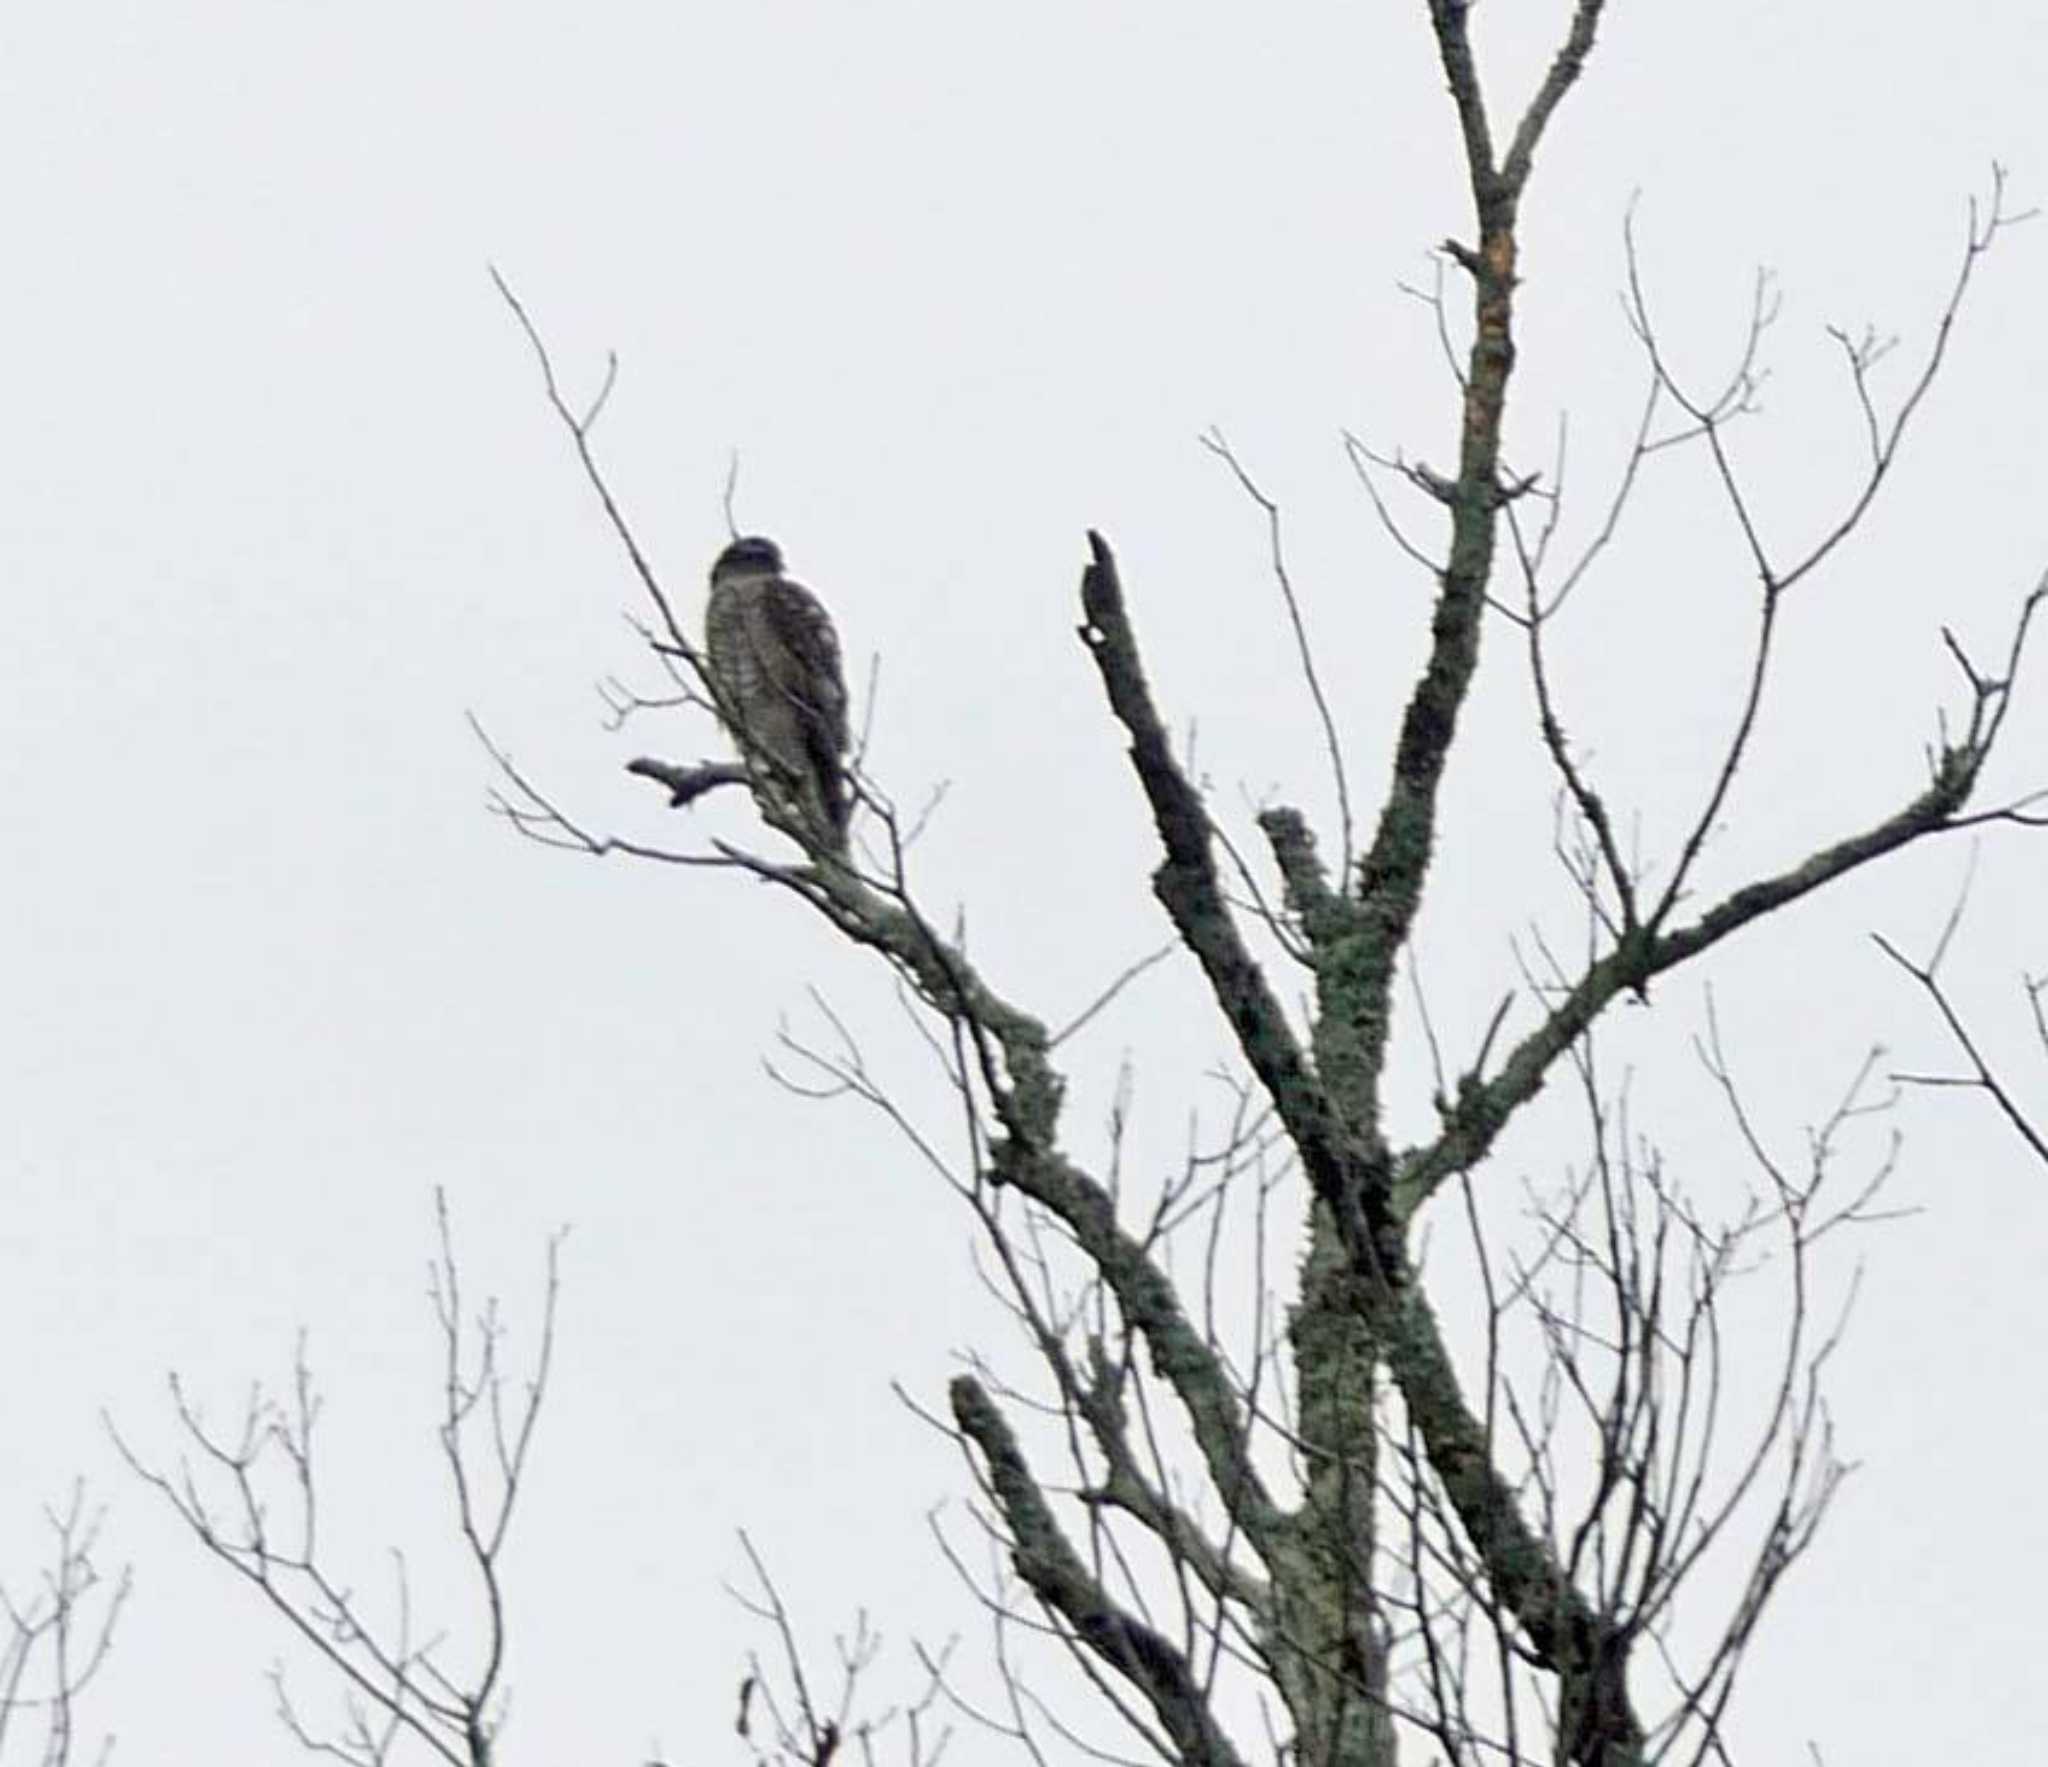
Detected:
left=950, top=1376, right=1249, bottom=1767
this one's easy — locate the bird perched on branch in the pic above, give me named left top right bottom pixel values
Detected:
left=704, top=535, right=851, bottom=852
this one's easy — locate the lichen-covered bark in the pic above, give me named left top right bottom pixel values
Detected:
left=1255, top=810, right=1396, bottom=1762
left=1392, top=740, right=2003, bottom=1217
left=800, top=868, right=1288, bottom=1561
left=1380, top=1284, right=1642, bottom=1763
left=951, top=1376, right=1250, bottom=1767
left=1075, top=5, right=1651, bottom=1756
left=526, top=9, right=2033, bottom=1738
left=1272, top=1206, right=1394, bottom=1767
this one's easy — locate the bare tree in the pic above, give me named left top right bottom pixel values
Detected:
left=108, top=1193, right=562, bottom=1767
left=0, top=1486, right=128, bottom=1767
left=473, top=6, right=2043, bottom=1765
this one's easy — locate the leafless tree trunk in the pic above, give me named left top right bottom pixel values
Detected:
left=469, top=6, right=2045, bottom=1765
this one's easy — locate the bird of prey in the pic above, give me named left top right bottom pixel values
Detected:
left=704, top=536, right=851, bottom=852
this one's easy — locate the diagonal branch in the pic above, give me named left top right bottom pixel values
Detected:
left=1500, top=2, right=1609, bottom=197
left=1077, top=532, right=1365, bottom=1220
left=490, top=269, right=698, bottom=669
left=1200, top=431, right=1356, bottom=874
left=1380, top=1284, right=1643, bottom=1764
left=1069, top=1343, right=1270, bottom=1616
left=950, top=1376, right=1248, bottom=1767
left=738, top=805, right=1294, bottom=1565
left=1425, top=0, right=1500, bottom=207
left=1397, top=582, right=2044, bottom=1214
left=1876, top=929, right=2048, bottom=1167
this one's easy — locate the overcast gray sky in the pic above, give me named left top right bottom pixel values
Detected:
left=4, top=2, right=2045, bottom=1761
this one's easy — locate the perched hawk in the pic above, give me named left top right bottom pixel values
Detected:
left=705, top=536, right=851, bottom=851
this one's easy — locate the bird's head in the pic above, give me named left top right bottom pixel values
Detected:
left=711, top=535, right=785, bottom=582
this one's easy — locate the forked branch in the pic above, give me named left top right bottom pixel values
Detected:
left=107, top=1194, right=563, bottom=1767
